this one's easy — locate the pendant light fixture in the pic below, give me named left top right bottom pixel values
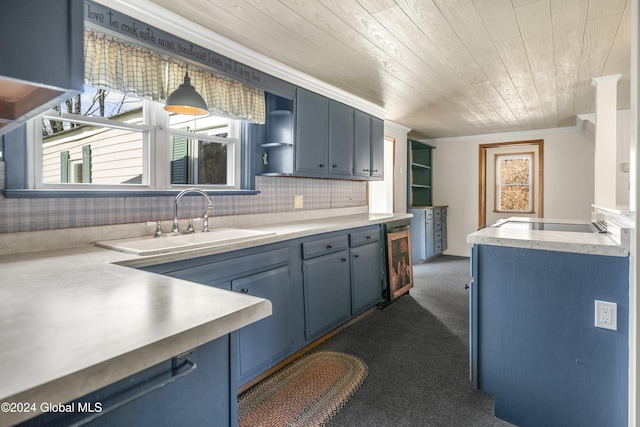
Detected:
left=164, top=70, right=208, bottom=115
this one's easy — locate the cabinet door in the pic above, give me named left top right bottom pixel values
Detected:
left=302, top=250, right=351, bottom=340
left=232, top=266, right=292, bottom=385
left=328, top=100, right=354, bottom=176
left=408, top=209, right=427, bottom=264
left=442, top=217, right=448, bottom=252
left=370, top=116, right=384, bottom=179
left=295, top=88, right=329, bottom=175
left=353, top=110, right=371, bottom=178
left=351, top=243, right=382, bottom=314
left=24, top=336, right=234, bottom=427
left=425, top=219, right=435, bottom=259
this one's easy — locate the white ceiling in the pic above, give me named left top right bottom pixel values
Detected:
left=147, top=0, right=631, bottom=139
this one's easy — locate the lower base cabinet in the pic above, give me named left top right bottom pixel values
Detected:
left=302, top=226, right=384, bottom=340
left=350, top=242, right=382, bottom=314
left=408, top=207, right=447, bottom=263
left=350, top=226, right=383, bottom=314
left=140, top=245, right=294, bottom=388
left=302, top=249, right=352, bottom=341
left=232, top=265, right=292, bottom=384
left=18, top=336, right=235, bottom=427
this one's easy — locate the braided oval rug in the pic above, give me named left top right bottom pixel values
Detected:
left=238, top=351, right=368, bottom=427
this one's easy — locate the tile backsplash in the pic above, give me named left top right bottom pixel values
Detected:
left=0, top=174, right=367, bottom=233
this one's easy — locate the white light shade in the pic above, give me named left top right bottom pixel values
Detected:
left=164, top=72, right=208, bottom=115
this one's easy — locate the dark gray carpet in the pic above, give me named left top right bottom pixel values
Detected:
left=319, top=255, right=515, bottom=427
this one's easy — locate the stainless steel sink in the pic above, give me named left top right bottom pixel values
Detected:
left=96, top=228, right=276, bottom=256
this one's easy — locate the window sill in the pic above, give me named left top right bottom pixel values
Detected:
left=2, top=189, right=260, bottom=198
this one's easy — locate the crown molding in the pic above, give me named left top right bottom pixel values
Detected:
left=384, top=121, right=412, bottom=133
left=95, top=0, right=387, bottom=118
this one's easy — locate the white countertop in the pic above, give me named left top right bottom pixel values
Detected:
left=0, top=211, right=410, bottom=426
left=467, top=217, right=629, bottom=257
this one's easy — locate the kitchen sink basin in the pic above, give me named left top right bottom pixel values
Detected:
left=96, top=228, right=277, bottom=256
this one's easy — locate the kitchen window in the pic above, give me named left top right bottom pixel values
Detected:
left=494, top=152, right=534, bottom=213
left=32, top=86, right=241, bottom=190
left=25, top=26, right=267, bottom=192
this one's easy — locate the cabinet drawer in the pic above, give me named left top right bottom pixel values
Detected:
left=426, top=209, right=435, bottom=219
left=433, top=208, right=442, bottom=220
left=435, top=241, right=443, bottom=253
left=302, top=235, right=349, bottom=259
left=350, top=227, right=380, bottom=247
left=434, top=219, right=442, bottom=232
left=434, top=230, right=442, bottom=241
left=441, top=208, right=447, bottom=218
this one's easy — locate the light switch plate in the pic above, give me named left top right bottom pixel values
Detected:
left=294, top=195, right=303, bottom=209
left=595, top=300, right=617, bottom=330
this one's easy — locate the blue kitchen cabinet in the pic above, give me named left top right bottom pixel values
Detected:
left=408, top=207, right=447, bottom=263
left=350, top=227, right=384, bottom=315
left=1, top=0, right=84, bottom=135
left=470, top=244, right=629, bottom=427
left=354, top=112, right=384, bottom=179
left=140, top=245, right=298, bottom=387
left=232, top=265, right=292, bottom=385
left=139, top=225, right=385, bottom=388
left=258, top=87, right=382, bottom=180
left=19, top=336, right=236, bottom=427
left=353, top=110, right=371, bottom=178
left=302, top=235, right=352, bottom=341
left=370, top=116, right=384, bottom=179
left=295, top=87, right=329, bottom=176
left=294, top=88, right=357, bottom=178
left=328, top=99, right=354, bottom=176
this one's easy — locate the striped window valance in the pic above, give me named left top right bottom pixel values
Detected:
left=84, top=29, right=266, bottom=124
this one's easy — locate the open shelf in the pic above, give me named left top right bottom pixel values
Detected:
left=407, top=139, right=433, bottom=207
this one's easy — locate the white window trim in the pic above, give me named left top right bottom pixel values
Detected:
left=30, top=100, right=242, bottom=191
left=33, top=107, right=154, bottom=190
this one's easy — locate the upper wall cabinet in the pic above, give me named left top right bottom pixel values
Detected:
left=328, top=100, right=354, bottom=177
left=0, top=0, right=84, bottom=136
left=255, top=88, right=383, bottom=181
left=370, top=117, right=384, bottom=179
left=295, top=88, right=330, bottom=175
left=353, top=112, right=384, bottom=179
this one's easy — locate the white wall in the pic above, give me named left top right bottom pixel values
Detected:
left=428, top=127, right=595, bottom=257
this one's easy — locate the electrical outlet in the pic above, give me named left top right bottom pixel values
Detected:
left=595, top=300, right=617, bottom=331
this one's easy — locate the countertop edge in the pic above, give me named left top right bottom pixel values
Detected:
left=467, top=220, right=629, bottom=257
left=1, top=299, right=271, bottom=426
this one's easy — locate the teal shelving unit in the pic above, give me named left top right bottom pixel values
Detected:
left=407, top=139, right=433, bottom=207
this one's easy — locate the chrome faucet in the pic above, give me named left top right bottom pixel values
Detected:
left=172, top=188, right=214, bottom=234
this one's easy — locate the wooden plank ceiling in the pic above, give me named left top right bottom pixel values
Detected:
left=148, top=0, right=630, bottom=139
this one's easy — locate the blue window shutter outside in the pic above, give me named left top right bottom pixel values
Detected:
left=171, top=131, right=189, bottom=184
